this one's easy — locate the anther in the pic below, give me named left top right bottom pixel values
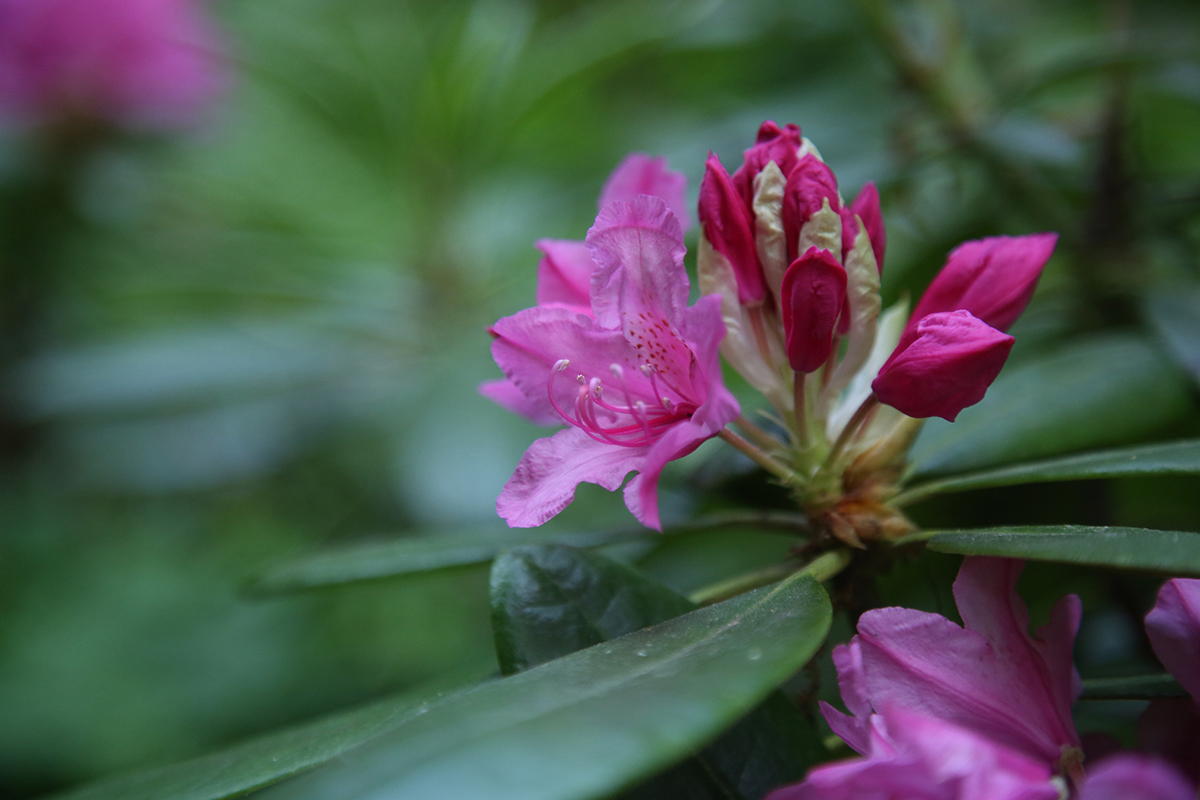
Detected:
left=554, top=359, right=570, bottom=371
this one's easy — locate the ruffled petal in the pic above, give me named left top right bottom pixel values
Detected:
left=1146, top=578, right=1200, bottom=702
left=497, top=427, right=642, bottom=528
left=478, top=378, right=561, bottom=426
left=598, top=153, right=690, bottom=233
left=535, top=239, right=594, bottom=313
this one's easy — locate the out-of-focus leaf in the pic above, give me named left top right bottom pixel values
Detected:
left=491, top=545, right=820, bottom=800
left=251, top=528, right=654, bottom=593
left=924, top=526, right=1200, bottom=576
left=1145, top=287, right=1200, bottom=385
left=910, top=334, right=1191, bottom=478
left=46, top=678, right=481, bottom=800
left=1080, top=674, right=1187, bottom=700
left=258, top=573, right=832, bottom=800
left=490, top=544, right=695, bottom=675
left=895, top=439, right=1200, bottom=506
left=252, top=512, right=810, bottom=593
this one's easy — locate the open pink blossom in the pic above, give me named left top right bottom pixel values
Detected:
left=1145, top=578, right=1200, bottom=702
left=0, top=0, right=225, bottom=130
left=872, top=310, right=1014, bottom=421
left=482, top=153, right=689, bottom=421
left=1078, top=755, right=1195, bottom=800
left=767, top=706, right=1061, bottom=800
left=821, top=557, right=1082, bottom=772
left=490, top=196, right=738, bottom=530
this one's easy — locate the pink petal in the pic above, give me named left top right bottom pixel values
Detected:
left=1146, top=578, right=1200, bottom=702
left=598, top=153, right=691, bottom=233
left=770, top=708, right=1060, bottom=800
left=478, top=378, right=562, bottom=426
left=490, top=305, right=631, bottom=421
left=535, top=239, right=595, bottom=314
left=846, top=557, right=1080, bottom=766
left=1080, top=755, right=1195, bottom=800
left=849, top=182, right=885, bottom=272
left=782, top=155, right=840, bottom=263
left=873, top=310, right=1013, bottom=421
left=909, top=234, right=1058, bottom=335
left=698, top=152, right=764, bottom=304
left=731, top=120, right=803, bottom=206
left=586, top=195, right=697, bottom=397
left=622, top=419, right=709, bottom=531
left=681, top=293, right=741, bottom=431
left=781, top=247, right=848, bottom=373
left=497, top=427, right=642, bottom=527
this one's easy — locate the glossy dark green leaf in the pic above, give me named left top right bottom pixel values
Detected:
left=1080, top=674, right=1187, bottom=700
left=910, top=334, right=1191, bottom=478
left=47, top=678, right=481, bottom=800
left=925, top=525, right=1200, bottom=575
left=491, top=545, right=821, bottom=800
left=490, top=544, right=696, bottom=675
left=259, top=572, right=833, bottom=800
left=895, top=438, right=1200, bottom=506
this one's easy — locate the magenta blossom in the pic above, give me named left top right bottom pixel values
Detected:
left=0, top=0, right=225, bottom=130
left=870, top=233, right=1056, bottom=421
left=490, top=196, right=738, bottom=531
left=481, top=153, right=689, bottom=423
left=821, top=557, right=1083, bottom=773
left=781, top=246, right=847, bottom=373
left=872, top=310, right=1015, bottom=421
left=767, top=706, right=1061, bottom=800
left=1078, top=755, right=1195, bottom=800
left=1145, top=578, right=1200, bottom=702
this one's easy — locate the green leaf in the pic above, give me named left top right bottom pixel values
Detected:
left=250, top=528, right=654, bottom=593
left=925, top=525, right=1200, bottom=575
left=1145, top=287, right=1200, bottom=384
left=46, top=677, right=482, bottom=800
left=251, top=513, right=808, bottom=594
left=490, top=545, right=822, bottom=800
left=1080, top=674, right=1188, bottom=700
left=490, top=544, right=696, bottom=675
left=909, top=334, right=1191, bottom=478
left=895, top=438, right=1200, bottom=506
left=259, top=572, right=832, bottom=800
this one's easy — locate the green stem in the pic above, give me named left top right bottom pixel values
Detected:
left=793, top=372, right=809, bottom=448
left=718, top=428, right=801, bottom=484
left=734, top=415, right=784, bottom=453
left=823, top=394, right=879, bottom=470
left=688, top=549, right=853, bottom=606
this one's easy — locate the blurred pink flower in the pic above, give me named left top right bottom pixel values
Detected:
left=481, top=153, right=688, bottom=423
left=1145, top=578, right=1200, bottom=702
left=1078, top=754, right=1194, bottom=800
left=0, top=0, right=226, bottom=130
left=490, top=196, right=737, bottom=530
left=821, top=557, right=1083, bottom=773
left=767, top=706, right=1061, bottom=800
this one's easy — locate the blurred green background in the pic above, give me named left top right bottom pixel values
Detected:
left=2, top=0, right=1199, bottom=796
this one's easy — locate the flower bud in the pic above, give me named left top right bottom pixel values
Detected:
left=698, top=152, right=763, bottom=304
left=781, top=247, right=848, bottom=373
left=732, top=120, right=803, bottom=206
left=849, top=182, right=885, bottom=272
left=909, top=233, right=1058, bottom=335
left=873, top=310, right=1014, bottom=421
left=781, top=155, right=840, bottom=264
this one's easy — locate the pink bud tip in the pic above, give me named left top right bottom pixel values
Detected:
left=698, top=151, right=764, bottom=305
left=781, top=247, right=848, bottom=373
left=850, top=182, right=885, bottom=272
left=873, top=310, right=1014, bottom=421
left=781, top=155, right=840, bottom=263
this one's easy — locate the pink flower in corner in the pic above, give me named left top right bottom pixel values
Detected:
left=0, top=0, right=225, bottom=130
left=767, top=706, right=1061, bottom=800
left=1145, top=578, right=1200, bottom=702
left=481, top=153, right=689, bottom=423
left=489, top=196, right=738, bottom=531
left=821, top=557, right=1083, bottom=773
left=1078, top=755, right=1195, bottom=800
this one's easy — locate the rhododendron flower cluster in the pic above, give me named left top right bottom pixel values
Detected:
left=0, top=0, right=225, bottom=130
left=483, top=122, right=1058, bottom=537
